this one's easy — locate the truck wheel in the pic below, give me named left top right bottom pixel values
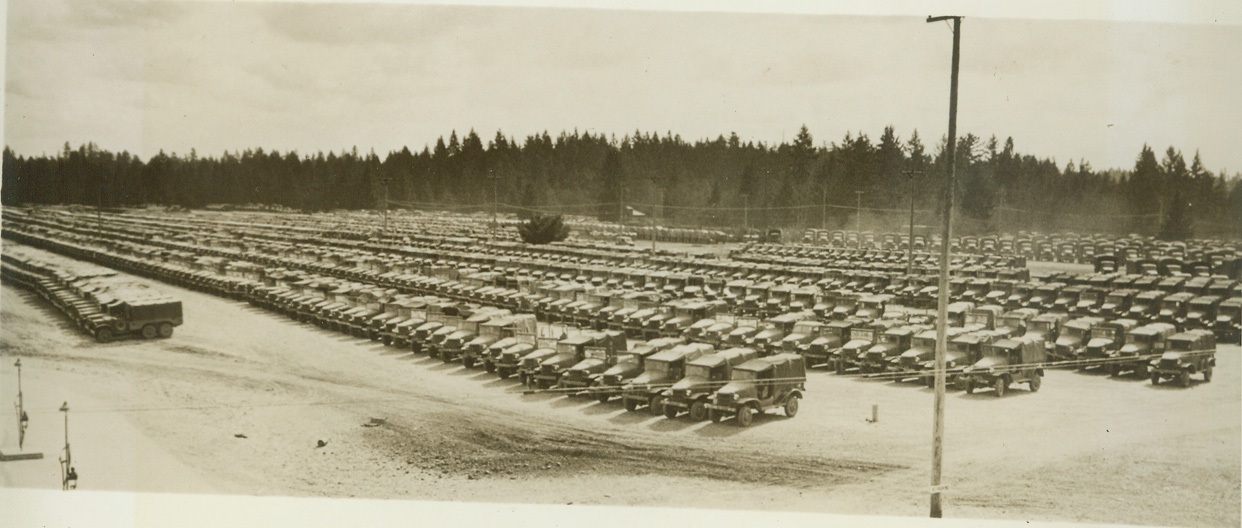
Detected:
left=462, top=357, right=474, bottom=369
left=141, top=324, right=158, bottom=339
left=381, top=336, right=393, bottom=346
left=925, top=376, right=935, bottom=389
left=484, top=362, right=495, bottom=374
left=689, top=401, right=707, bottom=421
left=708, top=409, right=723, bottom=423
left=498, top=368, right=511, bottom=380
left=1029, top=375, right=1041, bottom=392
left=1179, top=372, right=1190, bottom=388
left=518, top=373, right=528, bottom=386
left=1204, top=368, right=1213, bottom=383
left=1150, top=372, right=1159, bottom=385
left=663, top=405, right=679, bottom=419
left=623, top=398, right=639, bottom=412
left=597, top=393, right=611, bottom=404
left=649, top=395, right=666, bottom=416
left=95, top=328, right=114, bottom=344
left=736, top=405, right=754, bottom=427
left=993, top=378, right=1007, bottom=397
left=835, top=360, right=846, bottom=375
left=158, top=323, right=174, bottom=338
left=1108, top=364, right=1120, bottom=377
left=784, top=395, right=800, bottom=417
left=1135, top=363, right=1147, bottom=376
left=963, top=380, right=974, bottom=394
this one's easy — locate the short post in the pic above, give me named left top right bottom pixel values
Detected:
left=14, top=359, right=26, bottom=449
left=59, top=401, right=76, bottom=490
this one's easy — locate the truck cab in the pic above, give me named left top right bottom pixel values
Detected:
left=1150, top=330, right=1216, bottom=387
left=861, top=325, right=920, bottom=374
left=1127, top=290, right=1168, bottom=325
left=1183, top=295, right=1223, bottom=331
left=661, top=347, right=760, bottom=420
left=705, top=353, right=807, bottom=427
left=462, top=314, right=537, bottom=369
left=1081, top=319, right=1140, bottom=370
left=959, top=336, right=1046, bottom=397
left=590, top=337, right=684, bottom=403
left=963, top=305, right=1005, bottom=332
left=556, top=332, right=631, bottom=393
left=621, top=343, right=714, bottom=414
left=1155, top=292, right=1197, bottom=329
left=1113, top=323, right=1176, bottom=377
left=1098, top=289, right=1139, bottom=319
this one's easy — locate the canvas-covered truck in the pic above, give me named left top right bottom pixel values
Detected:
left=660, top=347, right=760, bottom=420
left=438, top=308, right=512, bottom=363
left=590, top=337, right=684, bottom=403
left=704, top=353, right=807, bottom=427
left=958, top=335, right=1047, bottom=397
left=533, top=332, right=628, bottom=389
left=621, top=343, right=713, bottom=414
left=800, top=319, right=858, bottom=369
left=1150, top=329, right=1216, bottom=387
left=461, top=314, right=537, bottom=369
left=1182, top=295, right=1222, bottom=331
left=91, top=295, right=184, bottom=342
left=1080, top=319, right=1140, bottom=371
left=1051, top=316, right=1104, bottom=361
left=555, top=332, right=632, bottom=393
left=1215, top=297, right=1241, bottom=344
left=860, top=325, right=921, bottom=374
left=1111, top=323, right=1177, bottom=377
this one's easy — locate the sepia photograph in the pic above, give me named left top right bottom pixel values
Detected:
left=1, top=1, right=1239, bottom=526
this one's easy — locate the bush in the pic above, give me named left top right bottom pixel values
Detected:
left=517, top=214, right=570, bottom=245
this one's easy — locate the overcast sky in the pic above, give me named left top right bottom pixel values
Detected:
left=5, top=0, right=1242, bottom=172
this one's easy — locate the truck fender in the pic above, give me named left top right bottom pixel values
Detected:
left=787, top=389, right=804, bottom=401
left=737, top=398, right=760, bottom=409
left=1035, top=368, right=1044, bottom=377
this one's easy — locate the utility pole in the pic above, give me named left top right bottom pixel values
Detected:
left=742, top=193, right=750, bottom=234
left=821, top=187, right=828, bottom=231
left=488, top=170, right=499, bottom=240
left=904, top=170, right=925, bottom=276
left=380, top=176, right=393, bottom=236
left=926, top=14, right=963, bottom=519
left=855, top=191, right=865, bottom=240
left=59, top=401, right=76, bottom=490
left=14, top=359, right=27, bottom=450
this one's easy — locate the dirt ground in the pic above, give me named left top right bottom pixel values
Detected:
left=0, top=242, right=1237, bottom=527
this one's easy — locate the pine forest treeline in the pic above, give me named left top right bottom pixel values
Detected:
left=3, top=126, right=1238, bottom=238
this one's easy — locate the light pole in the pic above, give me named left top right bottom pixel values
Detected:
left=380, top=176, right=393, bottom=235
left=926, top=14, right=963, bottom=520
left=488, top=170, right=499, bottom=240
left=821, top=187, right=828, bottom=231
left=14, top=359, right=28, bottom=449
left=855, top=191, right=865, bottom=241
left=59, top=401, right=77, bottom=490
left=742, top=193, right=750, bottom=233
left=904, top=170, right=925, bottom=276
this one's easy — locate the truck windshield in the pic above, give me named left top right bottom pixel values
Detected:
left=685, top=364, right=715, bottom=380
left=1091, top=327, right=1116, bottom=340
left=733, top=369, right=760, bottom=381
left=556, top=343, right=579, bottom=355
left=998, top=316, right=1023, bottom=328
left=966, top=313, right=990, bottom=326
left=1105, top=294, right=1126, bottom=304
left=851, top=329, right=874, bottom=341
left=1081, top=291, right=1101, bottom=302
left=645, top=360, right=670, bottom=377
left=913, top=337, right=936, bottom=349
left=1028, top=321, right=1052, bottom=333
left=879, top=332, right=901, bottom=344
left=948, top=341, right=970, bottom=354
left=1222, top=306, right=1241, bottom=319
left=1167, top=340, right=1194, bottom=351
left=1128, top=334, right=1152, bottom=345
left=793, top=322, right=819, bottom=334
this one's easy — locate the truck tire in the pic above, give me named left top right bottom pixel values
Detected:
left=598, top=393, right=611, bottom=404
left=95, top=328, right=114, bottom=344
left=1179, top=372, right=1190, bottom=388
left=736, top=405, right=754, bottom=427
left=141, top=324, right=158, bottom=339
left=498, top=368, right=510, bottom=380
left=963, top=380, right=974, bottom=394
left=663, top=405, right=679, bottom=419
left=1108, top=364, right=1120, bottom=377
left=649, top=395, right=665, bottom=416
left=462, top=357, right=474, bottom=369
left=1150, top=372, right=1160, bottom=385
left=784, top=395, right=800, bottom=417
left=1029, top=375, right=1041, bottom=392
left=994, top=378, right=1007, bottom=397
left=689, top=401, right=707, bottom=421
left=708, top=409, right=723, bottom=423
left=158, top=323, right=174, bottom=338
left=1204, top=368, right=1213, bottom=382
left=623, top=398, right=639, bottom=412
left=484, top=362, right=495, bottom=373
left=835, top=360, right=846, bottom=375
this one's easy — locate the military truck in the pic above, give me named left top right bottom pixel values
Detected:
left=801, top=319, right=858, bottom=368
left=860, top=325, right=920, bottom=374
left=1080, top=319, right=1140, bottom=370
left=660, top=347, right=760, bottom=420
left=590, top=337, right=684, bottom=403
left=1052, top=316, right=1103, bottom=361
left=438, top=308, right=512, bottom=363
left=1097, top=289, right=1139, bottom=319
left=855, top=294, right=892, bottom=320
left=621, top=343, right=713, bottom=414
left=491, top=341, right=538, bottom=380
left=832, top=319, right=900, bottom=374
left=461, top=314, right=538, bottom=369
left=1215, top=297, right=1241, bottom=343
left=1127, top=290, right=1168, bottom=325
left=92, top=296, right=184, bottom=342
left=1025, top=313, right=1068, bottom=347
left=958, top=336, right=1046, bottom=397
left=555, top=333, right=632, bottom=394
left=699, top=320, right=738, bottom=347
left=995, top=308, right=1040, bottom=338
left=777, top=320, right=827, bottom=354
left=963, top=305, right=1005, bottom=332
left=1181, top=295, right=1221, bottom=331
left=532, top=332, right=627, bottom=389
left=704, top=353, right=807, bottom=427
left=1113, top=323, right=1176, bottom=377
left=1150, top=330, right=1216, bottom=387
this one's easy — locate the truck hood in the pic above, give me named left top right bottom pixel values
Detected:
left=670, top=375, right=710, bottom=393
left=627, top=372, right=670, bottom=388
left=568, top=357, right=608, bottom=372
left=809, top=335, right=843, bottom=347
left=1119, top=344, right=1146, bottom=355
left=900, top=346, right=933, bottom=361
left=601, top=361, right=640, bottom=378
left=1086, top=337, right=1115, bottom=349
left=1055, top=335, right=1083, bottom=348
left=967, top=355, right=1009, bottom=371
left=843, top=339, right=871, bottom=350
left=714, top=380, right=756, bottom=401
left=866, top=343, right=901, bottom=356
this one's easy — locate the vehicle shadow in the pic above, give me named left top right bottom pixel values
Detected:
left=957, top=388, right=1038, bottom=400
left=548, top=396, right=594, bottom=410
left=482, top=378, right=520, bottom=389
left=607, top=410, right=657, bottom=426
left=1147, top=379, right=1208, bottom=390
left=646, top=417, right=695, bottom=432
left=577, top=400, right=620, bottom=416
left=692, top=422, right=747, bottom=438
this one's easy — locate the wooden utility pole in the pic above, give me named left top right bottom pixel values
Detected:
left=380, top=176, right=393, bottom=235
left=855, top=191, right=865, bottom=239
left=926, top=14, right=962, bottom=519
left=904, top=170, right=924, bottom=276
